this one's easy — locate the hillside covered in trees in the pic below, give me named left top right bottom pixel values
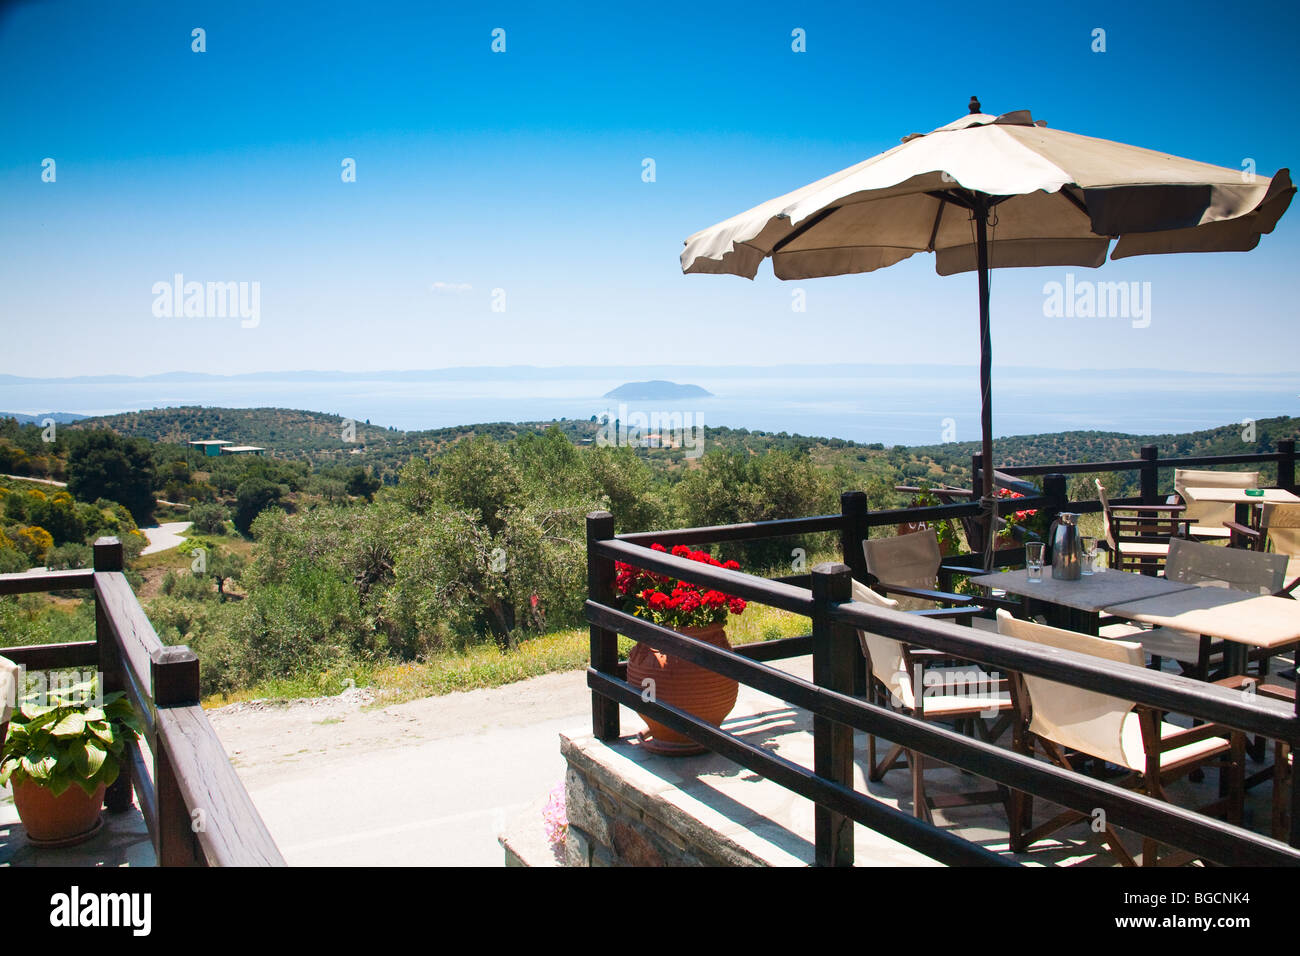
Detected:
left=3, top=407, right=1295, bottom=702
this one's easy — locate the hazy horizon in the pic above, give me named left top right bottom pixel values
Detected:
left=2, top=363, right=1294, bottom=445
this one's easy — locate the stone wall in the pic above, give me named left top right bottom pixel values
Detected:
left=561, top=732, right=770, bottom=867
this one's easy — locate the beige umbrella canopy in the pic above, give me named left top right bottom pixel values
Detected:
left=681, top=98, right=1294, bottom=566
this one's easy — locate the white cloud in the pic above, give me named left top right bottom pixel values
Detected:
left=430, top=281, right=473, bottom=293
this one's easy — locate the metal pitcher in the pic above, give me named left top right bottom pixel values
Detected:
left=1050, top=512, right=1082, bottom=581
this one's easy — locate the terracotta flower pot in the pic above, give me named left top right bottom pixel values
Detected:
left=626, top=622, right=739, bottom=756
left=12, top=777, right=107, bottom=846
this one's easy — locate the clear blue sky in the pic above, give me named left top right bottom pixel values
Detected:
left=2, top=0, right=1297, bottom=377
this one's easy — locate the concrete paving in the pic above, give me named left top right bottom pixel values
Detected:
left=206, top=672, right=601, bottom=866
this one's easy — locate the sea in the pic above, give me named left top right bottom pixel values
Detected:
left=0, top=366, right=1296, bottom=446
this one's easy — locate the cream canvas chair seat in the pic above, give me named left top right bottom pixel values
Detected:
left=996, top=610, right=1243, bottom=866
left=854, top=579, right=1013, bottom=823
left=1171, top=468, right=1259, bottom=540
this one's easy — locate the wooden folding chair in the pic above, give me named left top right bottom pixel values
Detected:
left=855, top=581, right=1014, bottom=823
left=997, top=611, right=1244, bottom=866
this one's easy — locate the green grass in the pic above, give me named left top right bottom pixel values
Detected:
left=199, top=601, right=813, bottom=709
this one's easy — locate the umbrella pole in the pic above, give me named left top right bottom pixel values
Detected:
left=974, top=195, right=995, bottom=570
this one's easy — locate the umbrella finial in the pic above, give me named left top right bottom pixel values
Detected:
left=969, top=95, right=981, bottom=114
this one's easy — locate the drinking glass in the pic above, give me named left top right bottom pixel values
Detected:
left=1090, top=544, right=1106, bottom=573
left=1080, top=536, right=1097, bottom=575
left=1026, top=542, right=1045, bottom=582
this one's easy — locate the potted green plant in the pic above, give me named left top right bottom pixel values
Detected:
left=615, top=544, right=748, bottom=755
left=901, top=483, right=961, bottom=555
left=0, top=673, right=142, bottom=846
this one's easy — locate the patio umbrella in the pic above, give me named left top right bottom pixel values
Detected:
left=681, top=98, right=1294, bottom=567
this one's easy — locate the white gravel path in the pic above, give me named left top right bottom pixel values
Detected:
left=140, top=521, right=193, bottom=555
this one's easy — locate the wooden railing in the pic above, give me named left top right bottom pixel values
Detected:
left=586, top=441, right=1300, bottom=866
left=0, top=537, right=284, bottom=866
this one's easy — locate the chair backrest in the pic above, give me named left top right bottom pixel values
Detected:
left=850, top=580, right=916, bottom=707
left=1, top=654, right=20, bottom=726
left=1263, top=503, right=1300, bottom=586
left=1174, top=468, right=1259, bottom=531
left=1264, top=503, right=1300, bottom=553
left=863, top=530, right=941, bottom=611
left=1165, top=536, right=1287, bottom=594
left=1095, top=479, right=1116, bottom=550
left=996, top=610, right=1142, bottom=767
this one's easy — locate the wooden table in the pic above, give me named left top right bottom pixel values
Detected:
left=1183, top=486, right=1300, bottom=528
left=1105, top=587, right=1300, bottom=675
left=968, top=567, right=1200, bottom=633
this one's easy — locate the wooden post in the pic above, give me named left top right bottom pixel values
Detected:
left=152, top=646, right=203, bottom=866
left=1139, top=445, right=1160, bottom=505
left=587, top=512, right=620, bottom=741
left=92, top=537, right=135, bottom=815
left=839, top=492, right=869, bottom=697
left=1041, top=474, right=1067, bottom=564
left=1292, top=689, right=1300, bottom=849
left=1278, top=439, right=1296, bottom=494
left=839, top=491, right=869, bottom=581
left=811, top=563, right=855, bottom=867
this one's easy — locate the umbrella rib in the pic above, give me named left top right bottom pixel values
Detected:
left=926, top=195, right=945, bottom=252
left=772, top=207, right=840, bottom=253
left=1058, top=185, right=1091, bottom=219
left=773, top=242, right=926, bottom=256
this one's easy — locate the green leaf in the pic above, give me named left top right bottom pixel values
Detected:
left=18, top=702, right=55, bottom=721
left=51, top=712, right=87, bottom=738
left=76, top=739, right=108, bottom=778
left=21, top=750, right=57, bottom=781
left=90, top=752, right=119, bottom=790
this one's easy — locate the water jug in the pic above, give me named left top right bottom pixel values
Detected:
left=1050, top=512, right=1082, bottom=580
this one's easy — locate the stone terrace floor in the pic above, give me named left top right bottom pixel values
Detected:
left=0, top=782, right=155, bottom=866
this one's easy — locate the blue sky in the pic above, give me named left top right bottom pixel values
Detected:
left=1, top=0, right=1298, bottom=377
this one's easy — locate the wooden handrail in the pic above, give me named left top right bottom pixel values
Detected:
left=587, top=449, right=1300, bottom=865
left=584, top=587, right=1300, bottom=866
left=0, top=538, right=284, bottom=867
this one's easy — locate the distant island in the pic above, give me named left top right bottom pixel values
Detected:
left=603, top=380, right=712, bottom=400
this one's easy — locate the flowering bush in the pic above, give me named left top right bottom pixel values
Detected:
left=542, top=779, right=567, bottom=852
left=615, top=543, right=747, bottom=631
left=997, top=488, right=1039, bottom=542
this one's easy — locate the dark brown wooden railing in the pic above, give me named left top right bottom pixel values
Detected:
left=586, top=441, right=1300, bottom=866
left=1, top=537, right=284, bottom=866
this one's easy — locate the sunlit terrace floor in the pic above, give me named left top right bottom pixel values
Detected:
left=0, top=782, right=155, bottom=866
left=563, top=621, right=1291, bottom=867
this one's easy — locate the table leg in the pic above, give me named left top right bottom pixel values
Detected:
left=1223, top=639, right=1249, bottom=678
